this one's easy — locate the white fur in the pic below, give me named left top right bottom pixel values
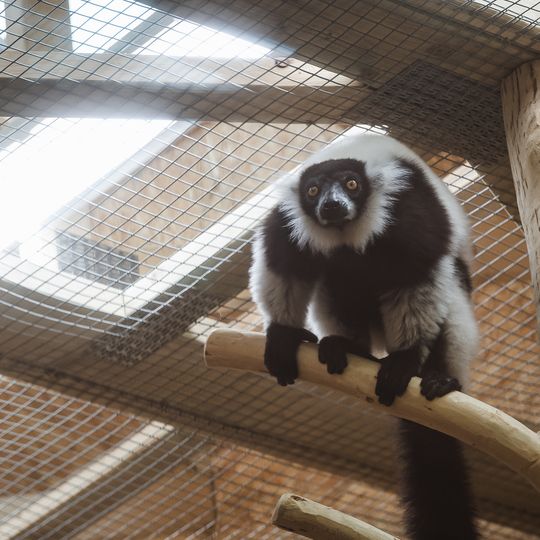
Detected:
left=249, top=230, right=313, bottom=328
left=316, top=183, right=357, bottom=225
left=277, top=133, right=470, bottom=259
left=307, top=282, right=351, bottom=337
left=250, top=133, right=478, bottom=375
left=278, top=149, right=409, bottom=256
left=443, top=286, right=479, bottom=387
left=379, top=256, right=454, bottom=353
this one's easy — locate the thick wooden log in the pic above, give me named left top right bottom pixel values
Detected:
left=204, top=329, right=540, bottom=491
left=272, top=493, right=398, bottom=540
left=501, top=61, right=540, bottom=332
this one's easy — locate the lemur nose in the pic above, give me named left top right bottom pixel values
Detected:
left=322, top=199, right=341, bottom=210
left=319, top=198, right=348, bottom=224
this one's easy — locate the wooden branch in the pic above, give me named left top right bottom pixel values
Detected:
left=272, top=493, right=399, bottom=540
left=204, top=329, right=540, bottom=492
left=501, top=60, right=540, bottom=333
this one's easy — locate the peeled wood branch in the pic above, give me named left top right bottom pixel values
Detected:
left=272, top=493, right=399, bottom=540
left=204, top=329, right=540, bottom=491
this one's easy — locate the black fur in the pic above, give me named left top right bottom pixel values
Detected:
left=323, top=159, right=450, bottom=336
left=258, top=154, right=477, bottom=539
left=265, top=323, right=317, bottom=386
left=318, top=335, right=377, bottom=374
left=399, top=420, right=478, bottom=540
left=262, top=207, right=323, bottom=281
left=299, top=158, right=371, bottom=226
left=301, top=158, right=367, bottom=180
left=315, top=158, right=451, bottom=388
left=420, top=323, right=462, bottom=400
left=375, top=345, right=422, bottom=406
left=455, top=256, right=473, bottom=294
left=262, top=159, right=452, bottom=388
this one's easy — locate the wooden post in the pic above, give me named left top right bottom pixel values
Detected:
left=272, top=493, right=399, bottom=540
left=501, top=61, right=540, bottom=334
left=204, top=329, right=540, bottom=492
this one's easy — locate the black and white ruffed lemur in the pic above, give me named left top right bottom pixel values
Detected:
left=249, top=133, right=479, bottom=540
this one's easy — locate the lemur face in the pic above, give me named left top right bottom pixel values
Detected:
left=298, top=158, right=370, bottom=228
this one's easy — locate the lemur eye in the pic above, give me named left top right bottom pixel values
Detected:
left=307, top=185, right=319, bottom=197
left=346, top=179, right=358, bottom=190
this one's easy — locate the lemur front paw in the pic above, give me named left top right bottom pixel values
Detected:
left=375, top=352, right=420, bottom=406
left=318, top=336, right=376, bottom=375
left=265, top=323, right=318, bottom=386
left=318, top=336, right=349, bottom=374
left=420, top=371, right=462, bottom=401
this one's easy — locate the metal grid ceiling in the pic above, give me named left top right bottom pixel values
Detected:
left=0, top=0, right=538, bottom=538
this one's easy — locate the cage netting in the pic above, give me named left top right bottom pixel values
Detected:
left=0, top=0, right=538, bottom=538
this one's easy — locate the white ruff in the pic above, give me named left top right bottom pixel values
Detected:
left=277, top=135, right=410, bottom=254
left=276, top=133, right=470, bottom=257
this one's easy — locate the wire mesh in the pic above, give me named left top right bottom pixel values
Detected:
left=0, top=0, right=538, bottom=538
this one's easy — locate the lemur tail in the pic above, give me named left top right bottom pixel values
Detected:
left=398, top=419, right=478, bottom=540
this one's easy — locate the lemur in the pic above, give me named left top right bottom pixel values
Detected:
left=249, top=133, right=479, bottom=540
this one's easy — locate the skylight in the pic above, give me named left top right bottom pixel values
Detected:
left=0, top=118, right=173, bottom=250
left=70, top=0, right=155, bottom=54
left=69, top=0, right=270, bottom=59
left=0, top=124, right=385, bottom=318
left=473, top=0, right=540, bottom=22
left=133, top=19, right=271, bottom=59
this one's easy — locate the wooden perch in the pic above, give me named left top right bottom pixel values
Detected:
left=272, top=493, right=399, bottom=540
left=204, top=329, right=540, bottom=492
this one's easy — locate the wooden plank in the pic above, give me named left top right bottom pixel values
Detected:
left=137, top=0, right=539, bottom=86
left=501, top=61, right=540, bottom=335
left=0, top=77, right=365, bottom=122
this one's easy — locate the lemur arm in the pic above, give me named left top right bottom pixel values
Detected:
left=249, top=208, right=321, bottom=385
left=375, top=270, right=474, bottom=406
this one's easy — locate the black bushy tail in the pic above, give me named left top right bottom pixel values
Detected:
left=399, top=419, right=478, bottom=540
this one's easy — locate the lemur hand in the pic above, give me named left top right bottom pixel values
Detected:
left=420, top=371, right=462, bottom=400
left=319, top=336, right=377, bottom=375
left=375, top=350, right=421, bottom=406
left=265, top=323, right=318, bottom=386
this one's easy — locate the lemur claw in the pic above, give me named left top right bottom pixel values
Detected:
left=420, top=372, right=462, bottom=401
left=265, top=323, right=317, bottom=385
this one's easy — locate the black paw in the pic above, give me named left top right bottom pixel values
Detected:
left=420, top=372, right=462, bottom=401
left=265, top=323, right=318, bottom=386
left=318, top=336, right=349, bottom=374
left=375, top=351, right=420, bottom=406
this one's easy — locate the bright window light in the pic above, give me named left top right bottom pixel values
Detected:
left=473, top=0, right=540, bottom=22
left=444, top=164, right=478, bottom=194
left=133, top=19, right=271, bottom=59
left=0, top=124, right=384, bottom=318
left=0, top=118, right=172, bottom=249
left=69, top=0, right=270, bottom=58
left=70, top=0, right=155, bottom=53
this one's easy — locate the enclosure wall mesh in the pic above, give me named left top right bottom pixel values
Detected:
left=0, top=0, right=538, bottom=538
